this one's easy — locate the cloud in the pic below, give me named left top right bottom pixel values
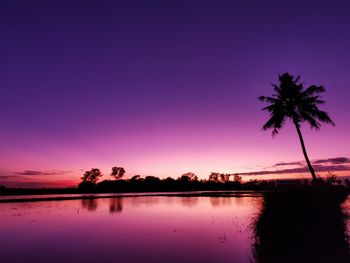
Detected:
left=273, top=161, right=304, bottom=167
left=237, top=167, right=309, bottom=176
left=0, top=180, right=77, bottom=188
left=0, top=173, right=32, bottom=180
left=15, top=170, right=72, bottom=176
left=271, top=157, right=350, bottom=168
left=237, top=165, right=350, bottom=176
left=0, top=175, right=22, bottom=179
left=238, top=157, right=350, bottom=176
left=0, top=170, right=76, bottom=188
left=313, top=157, right=350, bottom=164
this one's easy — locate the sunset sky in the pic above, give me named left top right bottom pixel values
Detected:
left=1, top=0, right=350, bottom=187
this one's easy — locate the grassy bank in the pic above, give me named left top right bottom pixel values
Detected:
left=253, top=184, right=350, bottom=263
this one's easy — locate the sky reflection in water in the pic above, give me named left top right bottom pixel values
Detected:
left=0, top=196, right=261, bottom=263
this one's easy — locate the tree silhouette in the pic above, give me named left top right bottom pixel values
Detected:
left=179, top=172, right=198, bottom=182
left=209, top=172, right=220, bottom=182
left=130, top=175, right=141, bottom=181
left=111, top=166, right=126, bottom=180
left=81, top=168, right=103, bottom=184
left=218, top=173, right=229, bottom=183
left=259, top=73, right=334, bottom=181
left=233, top=174, right=242, bottom=184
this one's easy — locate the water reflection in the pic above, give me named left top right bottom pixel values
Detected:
left=210, top=197, right=233, bottom=208
left=127, top=196, right=160, bottom=207
left=2, top=193, right=348, bottom=263
left=252, top=190, right=350, bottom=263
left=180, top=196, right=199, bottom=208
left=109, top=198, right=123, bottom=214
left=81, top=198, right=98, bottom=211
left=0, top=195, right=260, bottom=263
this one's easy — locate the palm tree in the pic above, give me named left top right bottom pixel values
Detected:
left=258, top=73, right=334, bottom=181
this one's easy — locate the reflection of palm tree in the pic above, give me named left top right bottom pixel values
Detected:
left=259, top=73, right=334, bottom=181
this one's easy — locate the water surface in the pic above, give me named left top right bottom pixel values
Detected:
left=1, top=193, right=349, bottom=263
left=0, top=194, right=261, bottom=263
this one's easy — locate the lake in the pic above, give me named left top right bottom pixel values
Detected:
left=0, top=192, right=349, bottom=263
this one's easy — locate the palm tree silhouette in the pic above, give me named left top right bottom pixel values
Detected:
left=259, top=73, right=334, bottom=181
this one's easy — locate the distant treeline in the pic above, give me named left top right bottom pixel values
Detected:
left=76, top=167, right=350, bottom=193
left=78, top=167, right=248, bottom=192
left=1, top=167, right=349, bottom=195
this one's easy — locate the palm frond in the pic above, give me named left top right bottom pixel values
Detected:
left=261, top=104, right=277, bottom=112
left=259, top=73, right=334, bottom=134
left=299, top=112, right=321, bottom=129
left=272, top=84, right=280, bottom=93
left=314, top=110, right=335, bottom=126
left=262, top=113, right=285, bottom=136
left=302, top=96, right=325, bottom=105
left=258, top=96, right=265, bottom=101
left=303, top=85, right=325, bottom=96
left=258, top=96, right=280, bottom=104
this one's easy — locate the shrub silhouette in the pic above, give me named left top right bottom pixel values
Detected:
left=253, top=185, right=350, bottom=263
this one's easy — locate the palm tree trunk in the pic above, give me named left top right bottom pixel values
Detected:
left=294, top=122, right=318, bottom=181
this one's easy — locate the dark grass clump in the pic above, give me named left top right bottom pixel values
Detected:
left=253, top=184, right=350, bottom=263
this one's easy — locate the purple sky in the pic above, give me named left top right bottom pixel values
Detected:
left=1, top=0, right=350, bottom=187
